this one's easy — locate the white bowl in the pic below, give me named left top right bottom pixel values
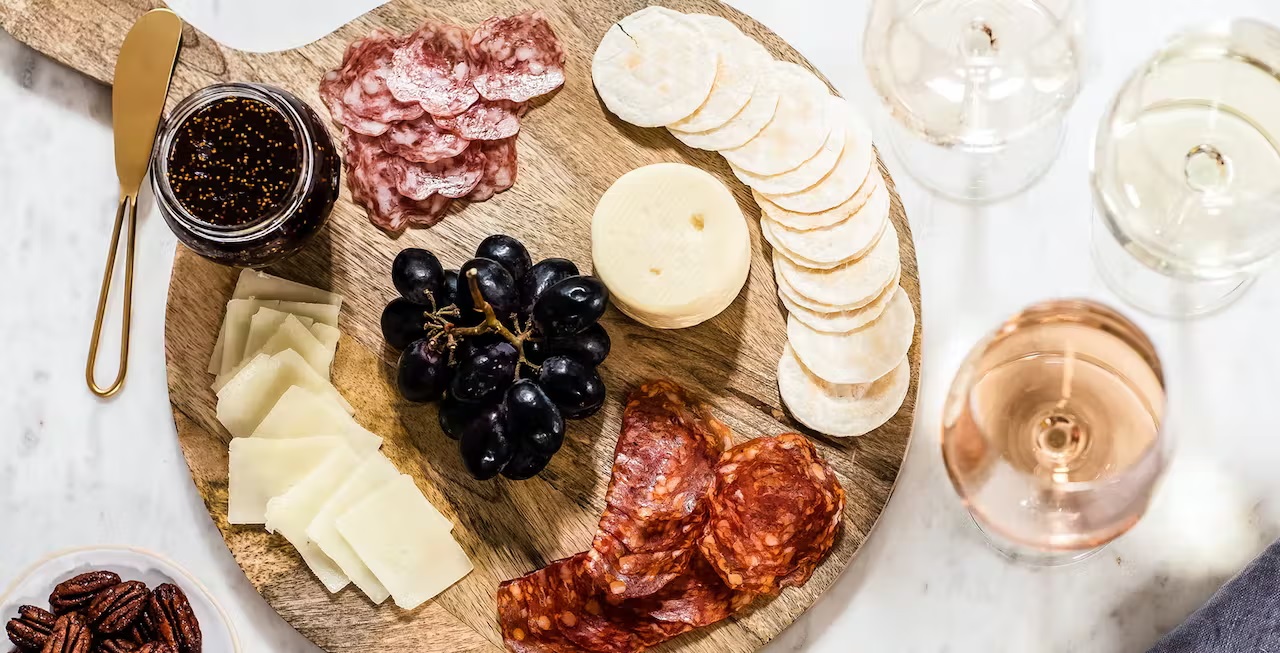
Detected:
left=0, top=545, right=239, bottom=651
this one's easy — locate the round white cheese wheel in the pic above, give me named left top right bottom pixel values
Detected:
left=592, top=7, right=718, bottom=128
left=592, top=163, right=750, bottom=328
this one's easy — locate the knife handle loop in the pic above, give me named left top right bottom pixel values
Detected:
left=86, top=194, right=137, bottom=398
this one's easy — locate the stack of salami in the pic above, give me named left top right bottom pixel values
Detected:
left=498, top=381, right=847, bottom=653
left=318, top=12, right=565, bottom=232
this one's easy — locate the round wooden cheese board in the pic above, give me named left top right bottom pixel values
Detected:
left=0, top=1, right=922, bottom=651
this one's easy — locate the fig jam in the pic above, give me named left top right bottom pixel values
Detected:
left=153, top=83, right=340, bottom=267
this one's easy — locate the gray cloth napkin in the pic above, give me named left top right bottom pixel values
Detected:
left=1148, top=539, right=1280, bottom=653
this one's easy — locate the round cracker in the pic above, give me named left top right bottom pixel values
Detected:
left=666, top=15, right=768, bottom=133
left=762, top=109, right=874, bottom=213
left=787, top=286, right=915, bottom=384
left=669, top=58, right=782, bottom=151
left=592, top=7, right=717, bottom=128
left=776, top=264, right=897, bottom=312
left=762, top=181, right=889, bottom=269
left=756, top=168, right=880, bottom=231
left=778, top=344, right=909, bottom=437
left=774, top=224, right=900, bottom=307
left=782, top=274, right=900, bottom=333
left=721, top=62, right=832, bottom=175
left=731, top=96, right=848, bottom=195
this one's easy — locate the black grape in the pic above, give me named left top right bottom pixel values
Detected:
left=537, top=356, right=606, bottom=419
left=476, top=234, right=532, bottom=281
left=525, top=323, right=611, bottom=367
left=438, top=396, right=478, bottom=441
left=458, top=402, right=513, bottom=480
left=532, top=276, right=609, bottom=338
left=441, top=269, right=460, bottom=308
left=381, top=298, right=428, bottom=350
left=518, top=258, right=579, bottom=315
left=455, top=258, right=518, bottom=324
left=503, top=379, right=565, bottom=456
left=450, top=341, right=518, bottom=403
left=397, top=339, right=451, bottom=403
left=500, top=441, right=552, bottom=481
left=392, top=248, right=447, bottom=307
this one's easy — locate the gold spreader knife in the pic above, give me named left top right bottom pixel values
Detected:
left=86, top=9, right=183, bottom=397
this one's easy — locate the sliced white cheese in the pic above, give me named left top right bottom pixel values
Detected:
left=213, top=314, right=330, bottom=392
left=208, top=320, right=227, bottom=374
left=265, top=446, right=362, bottom=593
left=244, top=308, right=315, bottom=360
left=218, top=299, right=341, bottom=375
left=308, top=323, right=341, bottom=378
left=252, top=386, right=381, bottom=453
left=337, top=475, right=470, bottom=610
left=592, top=163, right=750, bottom=329
left=306, top=454, right=402, bottom=604
left=228, top=436, right=344, bottom=524
left=216, top=350, right=353, bottom=437
left=233, top=268, right=343, bottom=306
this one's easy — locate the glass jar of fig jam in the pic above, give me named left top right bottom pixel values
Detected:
left=152, top=83, right=340, bottom=267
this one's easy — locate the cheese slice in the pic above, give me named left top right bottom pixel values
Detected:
left=252, top=386, right=381, bottom=453
left=244, top=308, right=315, bottom=359
left=217, top=350, right=353, bottom=437
left=306, top=454, right=401, bottom=604
left=265, top=447, right=362, bottom=594
left=337, top=475, right=470, bottom=610
left=228, top=436, right=344, bottom=524
left=214, top=314, right=333, bottom=391
left=218, top=299, right=341, bottom=375
left=592, top=163, right=750, bottom=329
left=308, top=323, right=341, bottom=378
left=233, top=268, right=343, bottom=306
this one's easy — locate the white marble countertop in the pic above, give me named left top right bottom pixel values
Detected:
left=4, top=1, right=1280, bottom=651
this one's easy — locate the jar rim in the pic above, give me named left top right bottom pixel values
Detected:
left=152, top=82, right=316, bottom=243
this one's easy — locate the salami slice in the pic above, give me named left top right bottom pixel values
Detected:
left=467, top=138, right=519, bottom=202
left=433, top=99, right=524, bottom=141
left=379, top=113, right=471, bottom=164
left=387, top=21, right=480, bottom=117
left=699, top=433, right=846, bottom=595
left=588, top=381, right=732, bottom=599
left=469, top=11, right=566, bottom=103
left=393, top=145, right=485, bottom=200
left=320, top=30, right=425, bottom=136
left=498, top=572, right=590, bottom=653
left=621, top=555, right=742, bottom=646
left=345, top=134, right=451, bottom=231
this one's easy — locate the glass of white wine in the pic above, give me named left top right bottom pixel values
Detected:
left=863, top=0, right=1084, bottom=203
left=942, top=300, right=1168, bottom=565
left=1092, top=20, right=1280, bottom=318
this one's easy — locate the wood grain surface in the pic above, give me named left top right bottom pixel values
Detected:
left=0, top=1, right=923, bottom=651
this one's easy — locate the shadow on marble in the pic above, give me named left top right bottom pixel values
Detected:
left=0, top=29, right=111, bottom=127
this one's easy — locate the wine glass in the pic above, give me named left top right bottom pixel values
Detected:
left=863, top=0, right=1084, bottom=203
left=941, top=300, right=1168, bottom=565
left=1091, top=19, right=1280, bottom=318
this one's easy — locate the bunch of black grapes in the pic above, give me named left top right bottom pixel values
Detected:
left=380, top=235, right=611, bottom=481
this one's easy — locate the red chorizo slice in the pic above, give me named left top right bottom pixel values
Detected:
left=433, top=99, right=524, bottom=141
left=466, top=137, right=519, bottom=202
left=699, top=434, right=846, bottom=595
left=621, top=555, right=743, bottom=647
left=378, top=113, right=470, bottom=164
left=469, top=11, right=566, bottom=103
left=498, top=575, right=589, bottom=653
left=320, top=30, right=425, bottom=136
left=392, top=145, right=485, bottom=200
left=387, top=21, right=480, bottom=117
left=344, top=133, right=452, bottom=231
left=589, top=381, right=732, bottom=599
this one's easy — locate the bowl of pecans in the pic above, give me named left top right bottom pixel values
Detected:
left=1, top=546, right=238, bottom=653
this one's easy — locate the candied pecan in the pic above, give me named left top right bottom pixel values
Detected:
left=123, top=618, right=153, bottom=646
left=95, top=640, right=138, bottom=653
left=40, top=613, right=91, bottom=653
left=50, top=572, right=121, bottom=614
left=145, top=585, right=200, bottom=653
left=135, top=644, right=176, bottom=653
left=7, top=604, right=56, bottom=650
left=86, top=581, right=149, bottom=635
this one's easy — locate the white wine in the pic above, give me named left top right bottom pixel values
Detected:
left=1094, top=25, right=1280, bottom=281
left=942, top=301, right=1166, bottom=556
left=864, top=0, right=1081, bottom=148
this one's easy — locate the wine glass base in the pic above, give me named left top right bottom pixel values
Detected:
left=970, top=515, right=1108, bottom=567
left=1091, top=214, right=1256, bottom=319
left=886, top=119, right=1066, bottom=204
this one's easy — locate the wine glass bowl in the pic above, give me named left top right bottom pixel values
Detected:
left=864, top=0, right=1084, bottom=202
left=1091, top=19, right=1280, bottom=317
left=942, top=300, right=1168, bottom=565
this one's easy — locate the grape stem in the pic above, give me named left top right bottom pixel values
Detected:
left=432, top=269, right=539, bottom=373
